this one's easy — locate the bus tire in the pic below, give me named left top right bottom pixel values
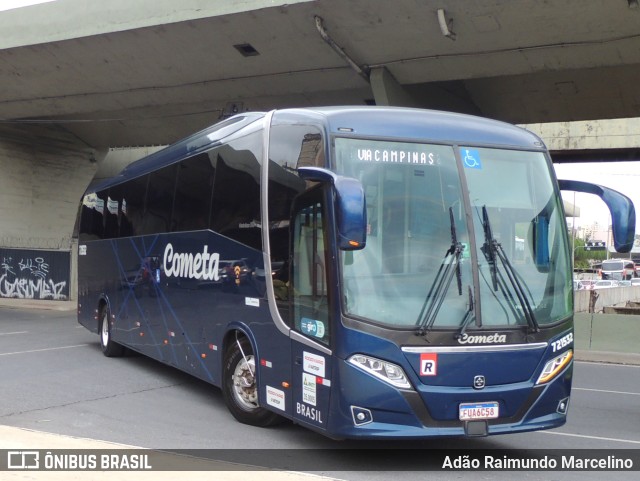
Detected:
left=99, top=305, right=125, bottom=357
left=222, top=336, right=282, bottom=427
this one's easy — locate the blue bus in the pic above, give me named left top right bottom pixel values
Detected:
left=77, top=107, right=635, bottom=439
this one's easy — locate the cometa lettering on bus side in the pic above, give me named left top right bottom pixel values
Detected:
left=163, top=243, right=220, bottom=281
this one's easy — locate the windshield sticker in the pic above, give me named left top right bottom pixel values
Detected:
left=300, top=318, right=325, bottom=339
left=462, top=148, right=482, bottom=169
left=420, top=353, right=438, bottom=376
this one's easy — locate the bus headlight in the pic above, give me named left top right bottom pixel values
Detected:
left=536, top=350, right=573, bottom=385
left=348, top=354, right=412, bottom=389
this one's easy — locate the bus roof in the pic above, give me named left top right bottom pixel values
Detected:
left=279, top=106, right=545, bottom=149
left=87, top=106, right=545, bottom=194
left=88, top=112, right=266, bottom=193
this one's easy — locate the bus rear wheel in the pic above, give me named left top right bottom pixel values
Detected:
left=99, top=305, right=125, bottom=357
left=222, top=336, right=281, bottom=427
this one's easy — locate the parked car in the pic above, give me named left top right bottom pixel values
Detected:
left=578, top=279, right=596, bottom=290
left=631, top=278, right=640, bottom=286
left=594, top=280, right=619, bottom=289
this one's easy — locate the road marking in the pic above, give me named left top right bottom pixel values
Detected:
left=573, top=387, right=640, bottom=396
left=541, top=430, right=640, bottom=445
left=0, top=344, right=90, bottom=356
left=0, top=331, right=28, bottom=336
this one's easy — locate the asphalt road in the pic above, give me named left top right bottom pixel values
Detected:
left=1, top=307, right=639, bottom=480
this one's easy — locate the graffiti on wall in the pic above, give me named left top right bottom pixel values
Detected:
left=0, top=249, right=70, bottom=301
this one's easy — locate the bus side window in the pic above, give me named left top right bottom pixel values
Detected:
left=143, top=163, right=178, bottom=235
left=79, top=193, right=105, bottom=241
left=173, top=153, right=215, bottom=232
left=104, top=193, right=120, bottom=239
left=121, top=174, right=149, bottom=237
left=291, top=190, right=330, bottom=345
left=210, top=134, right=262, bottom=251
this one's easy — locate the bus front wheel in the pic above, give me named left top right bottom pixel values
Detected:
left=222, top=336, right=281, bottom=427
left=99, top=305, right=125, bottom=357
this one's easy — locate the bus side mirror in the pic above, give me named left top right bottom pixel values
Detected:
left=532, top=215, right=550, bottom=272
left=558, top=179, right=636, bottom=253
left=298, top=167, right=367, bottom=250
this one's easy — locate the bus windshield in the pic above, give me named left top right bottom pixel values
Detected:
left=335, top=138, right=572, bottom=330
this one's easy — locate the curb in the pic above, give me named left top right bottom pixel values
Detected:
left=0, top=299, right=75, bottom=311
left=573, top=350, right=640, bottom=366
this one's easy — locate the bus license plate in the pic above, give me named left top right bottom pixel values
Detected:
left=459, top=402, right=499, bottom=421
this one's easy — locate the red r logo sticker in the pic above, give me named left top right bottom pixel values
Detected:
left=420, top=353, right=438, bottom=376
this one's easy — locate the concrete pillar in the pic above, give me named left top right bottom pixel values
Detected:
left=0, top=124, right=102, bottom=301
left=370, top=67, right=417, bottom=107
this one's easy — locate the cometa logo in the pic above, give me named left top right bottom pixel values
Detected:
left=457, top=333, right=507, bottom=345
left=163, top=243, right=220, bottom=281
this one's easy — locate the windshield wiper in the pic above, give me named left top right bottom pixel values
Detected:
left=481, top=206, right=540, bottom=332
left=455, top=286, right=475, bottom=340
left=416, top=207, right=463, bottom=337
left=481, top=205, right=498, bottom=291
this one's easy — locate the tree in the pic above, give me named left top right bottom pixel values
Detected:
left=573, top=238, right=606, bottom=269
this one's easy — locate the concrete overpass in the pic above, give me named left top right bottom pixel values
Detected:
left=3, top=0, right=640, bottom=146
left=2, top=0, right=640, bottom=301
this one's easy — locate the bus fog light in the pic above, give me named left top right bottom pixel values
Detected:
left=557, top=397, right=569, bottom=414
left=348, top=354, right=411, bottom=389
left=351, top=406, right=373, bottom=426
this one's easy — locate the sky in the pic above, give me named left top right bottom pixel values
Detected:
left=553, top=161, right=640, bottom=236
left=0, top=0, right=55, bottom=12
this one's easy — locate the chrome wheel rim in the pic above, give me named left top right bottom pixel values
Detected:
left=231, top=355, right=258, bottom=411
left=100, top=312, right=109, bottom=347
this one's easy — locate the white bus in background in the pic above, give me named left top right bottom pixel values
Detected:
left=599, top=259, right=636, bottom=281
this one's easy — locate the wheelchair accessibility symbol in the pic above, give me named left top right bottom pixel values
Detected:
left=463, top=149, right=482, bottom=169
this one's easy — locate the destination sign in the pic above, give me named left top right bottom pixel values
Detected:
left=356, top=147, right=437, bottom=165
left=336, top=138, right=448, bottom=167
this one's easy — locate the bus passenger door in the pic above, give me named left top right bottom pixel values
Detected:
left=289, top=187, right=332, bottom=431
